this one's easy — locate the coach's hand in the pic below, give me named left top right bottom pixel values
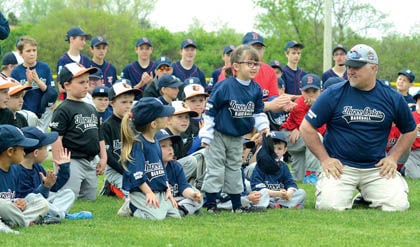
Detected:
left=375, top=156, right=397, bottom=178
left=321, top=157, right=343, bottom=179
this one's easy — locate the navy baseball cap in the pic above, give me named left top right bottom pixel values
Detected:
left=270, top=131, right=287, bottom=146
left=277, top=77, right=285, bottom=89
left=158, top=75, right=183, bottom=90
left=184, top=77, right=201, bottom=85
left=242, top=138, right=255, bottom=149
left=136, top=37, right=152, bottom=47
left=0, top=125, right=39, bottom=153
left=92, top=86, right=109, bottom=98
left=155, top=56, right=172, bottom=69
left=131, top=97, right=175, bottom=126
left=398, top=69, right=415, bottom=83
left=269, top=60, right=283, bottom=70
left=284, top=40, right=304, bottom=51
left=21, top=126, right=59, bottom=154
left=59, top=63, right=98, bottom=86
left=223, top=45, right=235, bottom=55
left=1, top=51, right=18, bottom=65
left=300, top=74, right=321, bottom=90
left=344, top=44, right=378, bottom=68
left=89, top=67, right=103, bottom=80
left=180, top=38, right=197, bottom=49
left=91, top=36, right=108, bottom=47
left=155, top=129, right=182, bottom=144
left=65, top=27, right=91, bottom=41
left=322, top=77, right=345, bottom=90
left=108, top=79, right=141, bottom=100
left=332, top=44, right=347, bottom=54
left=242, top=32, right=265, bottom=46
left=413, top=90, right=420, bottom=102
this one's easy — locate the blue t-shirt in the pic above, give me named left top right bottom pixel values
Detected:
left=11, top=62, right=55, bottom=114
left=91, top=60, right=118, bottom=88
left=165, top=160, right=191, bottom=197
left=305, top=80, right=416, bottom=168
left=322, top=68, right=348, bottom=82
left=172, top=61, right=206, bottom=88
left=122, top=134, right=168, bottom=193
left=281, top=65, right=307, bottom=95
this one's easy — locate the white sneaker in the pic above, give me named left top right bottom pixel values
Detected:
left=117, top=199, right=132, bottom=217
left=0, top=220, right=19, bottom=234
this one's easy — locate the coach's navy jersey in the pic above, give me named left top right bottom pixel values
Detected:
left=122, top=134, right=168, bottom=193
left=251, top=162, right=297, bottom=191
left=305, top=80, right=416, bottom=169
left=172, top=61, right=206, bottom=88
left=11, top=61, right=55, bottom=114
left=121, top=61, right=156, bottom=90
left=57, top=53, right=92, bottom=82
left=281, top=65, right=307, bottom=95
left=50, top=99, right=102, bottom=159
left=15, top=162, right=70, bottom=199
left=201, top=77, right=266, bottom=139
left=91, top=60, right=118, bottom=88
left=0, top=165, right=19, bottom=200
left=322, top=68, right=348, bottom=82
left=165, top=160, right=191, bottom=197
left=103, top=115, right=124, bottom=175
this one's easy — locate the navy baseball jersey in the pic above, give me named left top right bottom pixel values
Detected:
left=11, top=61, right=55, bottom=114
left=172, top=61, right=206, bottom=88
left=121, top=61, right=156, bottom=89
left=0, top=165, right=19, bottom=200
left=281, top=65, right=307, bottom=95
left=165, top=160, right=191, bottom=197
left=251, top=161, right=297, bottom=192
left=322, top=68, right=348, bottom=82
left=57, top=52, right=92, bottom=81
left=91, top=60, right=118, bottom=88
left=122, top=134, right=168, bottom=193
left=305, top=80, right=416, bottom=169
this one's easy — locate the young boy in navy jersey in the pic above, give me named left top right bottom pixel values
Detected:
left=156, top=129, right=203, bottom=216
left=91, top=85, right=112, bottom=122
left=57, top=27, right=92, bottom=100
left=0, top=124, right=49, bottom=234
left=11, top=36, right=57, bottom=132
left=322, top=44, right=348, bottom=82
left=395, top=69, right=416, bottom=111
left=251, top=131, right=306, bottom=209
left=157, top=75, right=183, bottom=105
left=199, top=45, right=270, bottom=213
left=50, top=63, right=106, bottom=201
left=281, top=41, right=307, bottom=95
left=90, top=36, right=117, bottom=87
left=121, top=37, right=155, bottom=93
left=172, top=39, right=206, bottom=88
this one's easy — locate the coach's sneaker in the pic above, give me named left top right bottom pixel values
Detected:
left=65, top=211, right=93, bottom=220
left=0, top=220, right=19, bottom=234
left=352, top=193, right=371, bottom=208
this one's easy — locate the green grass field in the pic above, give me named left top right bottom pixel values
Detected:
left=2, top=160, right=420, bottom=246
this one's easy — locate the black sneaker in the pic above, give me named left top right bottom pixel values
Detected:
left=207, top=206, right=221, bottom=214
left=42, top=215, right=62, bottom=225
left=99, top=180, right=114, bottom=196
left=352, top=193, right=371, bottom=208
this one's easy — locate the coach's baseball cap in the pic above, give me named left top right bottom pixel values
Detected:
left=65, top=27, right=91, bottom=41
left=183, top=83, right=209, bottom=100
left=242, top=32, right=265, bottom=46
left=91, top=36, right=108, bottom=47
left=180, top=38, right=197, bottom=49
left=131, top=97, right=175, bottom=126
left=59, top=63, right=98, bottom=86
left=136, top=37, right=152, bottom=47
left=332, top=44, right=347, bottom=54
left=322, top=77, right=345, bottom=90
left=344, top=44, right=378, bottom=68
left=0, top=73, right=19, bottom=89
left=158, top=75, right=183, bottom=90
left=223, top=45, right=235, bottom=55
left=284, top=41, right=305, bottom=51
left=21, top=126, right=59, bottom=154
left=1, top=51, right=18, bottom=65
left=0, top=125, right=39, bottom=153
left=398, top=69, right=415, bottom=83
left=300, top=74, right=321, bottom=91
left=108, top=79, right=141, bottom=100
left=92, top=86, right=109, bottom=98
left=155, top=129, right=181, bottom=144
left=269, top=60, right=283, bottom=70
left=155, top=56, right=172, bottom=69
left=172, top=100, right=198, bottom=117
left=184, top=77, right=200, bottom=85
left=8, top=82, right=32, bottom=96
left=413, top=90, right=420, bottom=102
left=89, top=68, right=103, bottom=80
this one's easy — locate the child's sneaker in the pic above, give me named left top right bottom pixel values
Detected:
left=303, top=173, right=318, bottom=184
left=0, top=220, right=19, bottom=234
left=65, top=211, right=93, bottom=220
left=117, top=199, right=132, bottom=217
left=231, top=208, right=244, bottom=214
left=207, top=206, right=221, bottom=214
left=295, top=204, right=304, bottom=209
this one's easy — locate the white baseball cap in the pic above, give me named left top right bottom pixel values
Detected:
left=171, top=100, right=198, bottom=117
left=183, top=83, right=209, bottom=100
left=108, top=79, right=141, bottom=100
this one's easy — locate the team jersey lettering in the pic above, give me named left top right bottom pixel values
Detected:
left=112, top=139, right=122, bottom=159
left=228, top=100, right=254, bottom=118
left=170, top=183, right=179, bottom=197
left=144, top=161, right=165, bottom=181
left=74, top=114, right=98, bottom=133
left=0, top=189, right=16, bottom=200
left=342, top=106, right=385, bottom=124
left=266, top=183, right=284, bottom=191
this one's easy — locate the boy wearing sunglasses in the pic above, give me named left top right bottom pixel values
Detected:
left=143, top=56, right=174, bottom=98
